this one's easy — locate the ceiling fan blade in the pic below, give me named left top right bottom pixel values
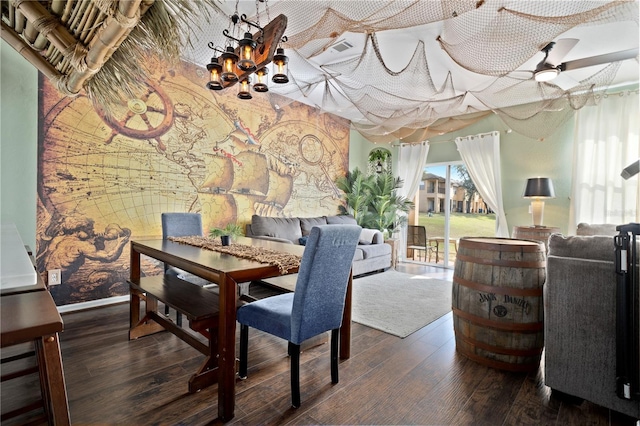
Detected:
left=546, top=38, right=579, bottom=65
left=550, top=73, right=579, bottom=91
left=508, top=70, right=534, bottom=80
left=562, top=48, right=639, bottom=71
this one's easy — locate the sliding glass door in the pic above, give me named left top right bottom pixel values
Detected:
left=413, top=162, right=495, bottom=267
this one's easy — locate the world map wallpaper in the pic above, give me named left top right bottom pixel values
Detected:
left=36, top=60, right=350, bottom=306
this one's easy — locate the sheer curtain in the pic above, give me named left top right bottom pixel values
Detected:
left=455, top=131, right=509, bottom=237
left=569, top=91, right=640, bottom=231
left=396, top=141, right=430, bottom=260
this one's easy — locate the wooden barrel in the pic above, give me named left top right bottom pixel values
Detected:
left=452, top=237, right=546, bottom=372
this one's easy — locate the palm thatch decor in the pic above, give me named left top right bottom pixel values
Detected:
left=1, top=0, right=219, bottom=113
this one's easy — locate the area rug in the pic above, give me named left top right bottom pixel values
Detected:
left=352, top=269, right=452, bottom=338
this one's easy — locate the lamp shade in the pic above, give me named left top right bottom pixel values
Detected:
left=523, top=177, right=555, bottom=198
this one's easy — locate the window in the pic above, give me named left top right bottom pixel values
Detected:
left=570, top=91, right=639, bottom=228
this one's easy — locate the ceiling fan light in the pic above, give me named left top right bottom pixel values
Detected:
left=534, top=67, right=559, bottom=82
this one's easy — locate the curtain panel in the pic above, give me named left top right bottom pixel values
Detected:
left=396, top=142, right=430, bottom=260
left=455, top=131, right=509, bottom=237
left=569, top=90, right=640, bottom=230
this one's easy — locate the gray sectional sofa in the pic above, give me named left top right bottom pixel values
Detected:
left=245, top=214, right=391, bottom=276
left=544, top=225, right=640, bottom=418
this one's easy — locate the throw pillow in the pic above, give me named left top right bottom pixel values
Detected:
left=300, top=216, right=328, bottom=236
left=299, top=236, right=308, bottom=246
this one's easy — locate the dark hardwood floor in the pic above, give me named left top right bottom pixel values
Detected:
left=2, top=263, right=637, bottom=425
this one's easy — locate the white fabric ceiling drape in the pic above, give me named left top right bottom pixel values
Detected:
left=569, top=91, right=640, bottom=231
left=455, top=131, right=509, bottom=237
left=396, top=141, right=430, bottom=260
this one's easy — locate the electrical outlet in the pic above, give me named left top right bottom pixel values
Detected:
left=48, top=269, right=62, bottom=286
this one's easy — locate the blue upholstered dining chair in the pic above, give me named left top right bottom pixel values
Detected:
left=237, top=224, right=362, bottom=408
left=161, top=213, right=216, bottom=326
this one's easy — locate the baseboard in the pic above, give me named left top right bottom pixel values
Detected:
left=57, top=295, right=129, bottom=314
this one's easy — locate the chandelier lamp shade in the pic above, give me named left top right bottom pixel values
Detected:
left=523, top=177, right=556, bottom=227
left=253, top=67, right=269, bottom=92
left=237, top=32, right=257, bottom=72
left=272, top=47, right=289, bottom=84
left=205, top=8, right=288, bottom=100
left=206, top=57, right=223, bottom=90
left=220, top=46, right=239, bottom=82
left=238, top=77, right=252, bottom=99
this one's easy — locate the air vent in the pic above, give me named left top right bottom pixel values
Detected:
left=331, top=40, right=353, bottom=53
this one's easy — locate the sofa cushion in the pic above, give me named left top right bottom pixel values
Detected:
left=358, top=243, right=391, bottom=259
left=300, top=216, right=328, bottom=236
left=250, top=215, right=302, bottom=243
left=576, top=223, right=618, bottom=236
left=548, top=234, right=615, bottom=262
left=326, top=215, right=357, bottom=225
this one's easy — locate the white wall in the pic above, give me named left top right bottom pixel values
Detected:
left=351, top=114, right=575, bottom=234
left=348, top=130, right=382, bottom=173
left=0, top=43, right=38, bottom=249
left=426, top=114, right=574, bottom=234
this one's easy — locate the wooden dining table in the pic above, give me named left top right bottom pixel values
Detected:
left=128, top=236, right=354, bottom=422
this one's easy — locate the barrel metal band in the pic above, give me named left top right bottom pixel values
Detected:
left=455, top=342, right=541, bottom=372
left=455, top=333, right=543, bottom=357
left=459, top=239, right=543, bottom=252
left=453, top=275, right=543, bottom=297
left=452, top=307, right=544, bottom=331
left=455, top=253, right=546, bottom=268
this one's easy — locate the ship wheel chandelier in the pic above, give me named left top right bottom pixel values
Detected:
left=206, top=0, right=289, bottom=100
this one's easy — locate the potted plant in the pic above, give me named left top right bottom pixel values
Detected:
left=366, top=172, right=414, bottom=236
left=335, top=167, right=414, bottom=235
left=368, top=148, right=391, bottom=163
left=368, top=148, right=392, bottom=174
left=209, top=223, right=243, bottom=246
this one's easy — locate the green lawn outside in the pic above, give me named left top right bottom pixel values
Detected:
left=417, top=212, right=496, bottom=240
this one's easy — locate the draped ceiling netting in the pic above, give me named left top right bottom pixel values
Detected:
left=255, top=0, right=638, bottom=142
left=4, top=0, right=637, bottom=142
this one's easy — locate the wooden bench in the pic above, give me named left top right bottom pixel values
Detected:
left=259, top=274, right=298, bottom=293
left=128, top=274, right=228, bottom=393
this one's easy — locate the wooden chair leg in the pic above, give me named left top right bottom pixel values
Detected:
left=36, top=334, right=70, bottom=425
left=331, top=329, right=339, bottom=384
left=289, top=342, right=301, bottom=408
left=239, top=325, right=248, bottom=379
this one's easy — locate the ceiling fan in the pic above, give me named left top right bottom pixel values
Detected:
left=521, top=38, right=638, bottom=89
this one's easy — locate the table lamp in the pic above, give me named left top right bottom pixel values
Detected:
left=523, top=177, right=555, bottom=227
